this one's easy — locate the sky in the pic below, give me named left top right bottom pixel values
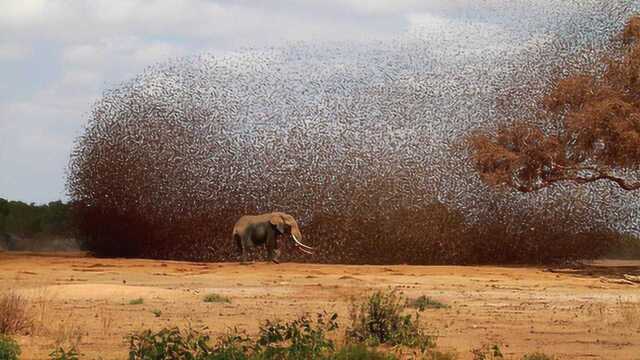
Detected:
left=0, top=0, right=480, bottom=204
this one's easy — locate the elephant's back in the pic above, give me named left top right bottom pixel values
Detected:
left=233, top=214, right=270, bottom=233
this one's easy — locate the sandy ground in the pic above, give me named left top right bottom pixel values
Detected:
left=0, top=252, right=639, bottom=359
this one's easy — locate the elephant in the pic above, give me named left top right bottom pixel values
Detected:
left=232, top=212, right=313, bottom=263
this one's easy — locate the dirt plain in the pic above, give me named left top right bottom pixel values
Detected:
left=0, top=252, right=639, bottom=360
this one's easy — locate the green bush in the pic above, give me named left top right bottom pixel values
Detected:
left=128, top=298, right=144, bottom=305
left=0, top=335, right=20, bottom=360
left=203, top=293, right=231, bottom=303
left=471, top=344, right=503, bottom=360
left=346, top=290, right=434, bottom=351
left=128, top=326, right=213, bottom=360
left=254, top=311, right=338, bottom=359
left=424, top=350, right=458, bottom=360
left=409, top=296, right=448, bottom=311
left=522, top=353, right=554, bottom=360
left=128, top=312, right=339, bottom=360
left=327, top=344, right=397, bottom=360
left=49, top=346, right=79, bottom=360
left=206, top=329, right=252, bottom=360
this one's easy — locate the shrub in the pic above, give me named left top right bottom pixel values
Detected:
left=471, top=344, right=504, bottom=360
left=151, top=309, right=162, bottom=317
left=128, top=298, right=144, bottom=305
left=49, top=346, right=79, bottom=360
left=204, top=293, right=231, bottom=303
left=409, top=296, right=448, bottom=311
left=424, top=350, right=458, bottom=360
left=327, top=344, right=398, bottom=360
left=0, top=336, right=20, bottom=360
left=346, top=290, right=434, bottom=351
left=128, top=326, right=213, bottom=360
left=254, top=311, right=339, bottom=359
left=522, top=353, right=554, bottom=360
left=207, top=329, right=252, bottom=360
left=128, top=312, right=339, bottom=359
left=0, top=291, right=31, bottom=335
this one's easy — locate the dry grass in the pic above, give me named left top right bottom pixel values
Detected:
left=616, top=297, right=640, bottom=326
left=0, top=291, right=31, bottom=335
left=51, top=321, right=84, bottom=350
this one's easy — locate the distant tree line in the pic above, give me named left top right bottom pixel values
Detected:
left=0, top=198, right=73, bottom=238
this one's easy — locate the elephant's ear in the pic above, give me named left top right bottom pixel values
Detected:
left=269, top=214, right=285, bottom=227
left=282, top=214, right=298, bottom=227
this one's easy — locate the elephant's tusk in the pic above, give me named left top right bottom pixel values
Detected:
left=295, top=245, right=314, bottom=255
left=292, top=234, right=313, bottom=250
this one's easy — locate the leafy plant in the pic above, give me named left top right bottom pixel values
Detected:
left=0, top=335, right=20, bottom=360
left=471, top=344, right=504, bottom=360
left=128, top=326, right=213, bottom=360
left=327, top=344, right=398, bottom=360
left=49, top=346, right=79, bottom=360
left=255, top=311, right=339, bottom=359
left=203, top=293, right=231, bottom=303
left=128, top=298, right=144, bottom=305
left=127, top=312, right=339, bottom=360
left=346, top=290, right=434, bottom=351
left=409, top=296, right=448, bottom=311
left=151, top=309, right=162, bottom=317
left=423, top=350, right=458, bottom=360
left=207, top=328, right=252, bottom=360
left=522, top=353, right=555, bottom=360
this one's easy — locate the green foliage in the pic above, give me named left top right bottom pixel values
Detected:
left=424, top=350, right=458, bottom=360
left=254, top=311, right=338, bottom=359
left=409, top=296, right=448, bottom=311
left=128, top=313, right=339, bottom=360
left=151, top=309, right=162, bottom=317
left=346, top=290, right=434, bottom=352
left=326, top=344, right=398, bottom=360
left=207, top=329, right=252, bottom=360
left=128, top=326, right=214, bottom=360
left=471, top=345, right=504, bottom=360
left=203, top=293, right=231, bottom=303
left=0, top=198, right=72, bottom=239
left=522, top=353, right=555, bottom=360
left=49, top=346, right=79, bottom=360
left=0, top=335, right=20, bottom=360
left=129, top=298, right=144, bottom=305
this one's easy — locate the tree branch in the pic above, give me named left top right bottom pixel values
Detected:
left=513, top=167, right=640, bottom=192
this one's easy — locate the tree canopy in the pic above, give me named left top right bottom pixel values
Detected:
left=471, top=16, right=640, bottom=192
left=0, top=198, right=72, bottom=238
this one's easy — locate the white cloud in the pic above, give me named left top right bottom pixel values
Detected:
left=0, top=0, right=48, bottom=27
left=0, top=42, right=32, bottom=61
left=132, top=42, right=188, bottom=64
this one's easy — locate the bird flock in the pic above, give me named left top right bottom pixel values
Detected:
left=68, top=1, right=640, bottom=262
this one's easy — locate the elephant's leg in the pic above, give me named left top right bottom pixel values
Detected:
left=240, top=232, right=254, bottom=265
left=233, top=234, right=245, bottom=261
left=266, top=230, right=280, bottom=264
